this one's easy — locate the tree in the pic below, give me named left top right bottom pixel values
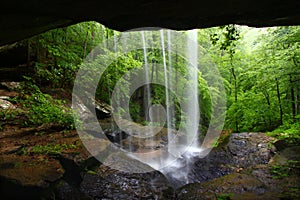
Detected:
left=29, top=22, right=105, bottom=89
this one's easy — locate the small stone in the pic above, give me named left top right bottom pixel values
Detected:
left=0, top=96, right=10, bottom=100
left=0, top=99, right=16, bottom=109
left=1, top=82, right=20, bottom=90
left=258, top=143, right=263, bottom=148
left=236, top=167, right=243, bottom=173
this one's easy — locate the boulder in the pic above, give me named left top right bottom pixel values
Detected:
left=0, top=154, right=64, bottom=199
left=55, top=153, right=174, bottom=199
left=176, top=173, right=276, bottom=200
left=164, top=132, right=276, bottom=187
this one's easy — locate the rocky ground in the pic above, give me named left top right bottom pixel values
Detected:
left=175, top=133, right=300, bottom=200
left=0, top=86, right=299, bottom=199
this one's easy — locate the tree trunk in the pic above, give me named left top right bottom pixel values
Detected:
left=151, top=60, right=155, bottom=82
left=83, top=31, right=89, bottom=59
left=262, top=88, right=270, bottom=106
left=296, top=79, right=299, bottom=115
left=175, top=46, right=178, bottom=93
left=262, top=87, right=271, bottom=128
left=156, top=60, right=158, bottom=82
left=275, top=78, right=283, bottom=125
left=91, top=24, right=95, bottom=59
left=230, top=55, right=238, bottom=132
left=290, top=75, right=296, bottom=119
left=36, top=36, right=40, bottom=62
left=27, top=40, right=31, bottom=67
left=292, top=56, right=299, bottom=115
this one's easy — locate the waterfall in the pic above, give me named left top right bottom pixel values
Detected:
left=141, top=31, right=154, bottom=167
left=141, top=31, right=151, bottom=123
left=97, top=29, right=203, bottom=184
left=166, top=30, right=177, bottom=154
left=160, top=30, right=173, bottom=155
left=159, top=30, right=168, bottom=112
left=186, top=29, right=200, bottom=149
left=75, top=28, right=226, bottom=189
left=138, top=30, right=202, bottom=174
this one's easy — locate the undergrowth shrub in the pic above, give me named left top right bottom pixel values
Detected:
left=20, top=77, right=76, bottom=129
left=267, top=115, right=300, bottom=145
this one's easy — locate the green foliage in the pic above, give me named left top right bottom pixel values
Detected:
left=96, top=52, right=142, bottom=104
left=0, top=109, right=19, bottom=121
left=129, top=99, right=142, bottom=123
left=207, top=25, right=300, bottom=135
left=22, top=21, right=300, bottom=143
left=267, top=115, right=300, bottom=145
left=0, top=110, right=13, bottom=130
left=217, top=193, right=233, bottom=200
left=29, top=22, right=105, bottom=88
left=20, top=78, right=76, bottom=129
left=27, top=143, right=77, bottom=155
left=270, top=160, right=300, bottom=179
left=270, top=165, right=290, bottom=179
left=212, top=130, right=232, bottom=147
left=210, top=25, right=240, bottom=54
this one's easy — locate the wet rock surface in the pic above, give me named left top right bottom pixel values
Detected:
left=52, top=149, right=174, bottom=199
left=174, top=133, right=300, bottom=200
left=176, top=173, right=269, bottom=200
left=164, top=132, right=276, bottom=187
left=77, top=167, right=173, bottom=200
left=1, top=96, right=299, bottom=200
left=0, top=120, right=174, bottom=199
left=176, top=154, right=300, bottom=200
left=0, top=152, right=65, bottom=199
left=56, top=170, right=173, bottom=200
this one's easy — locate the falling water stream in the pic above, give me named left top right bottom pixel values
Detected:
left=160, top=30, right=173, bottom=154
left=132, top=29, right=203, bottom=187
left=141, top=31, right=151, bottom=123
left=186, top=29, right=200, bottom=149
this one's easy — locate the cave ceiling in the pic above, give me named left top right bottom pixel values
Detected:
left=1, top=0, right=299, bottom=45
